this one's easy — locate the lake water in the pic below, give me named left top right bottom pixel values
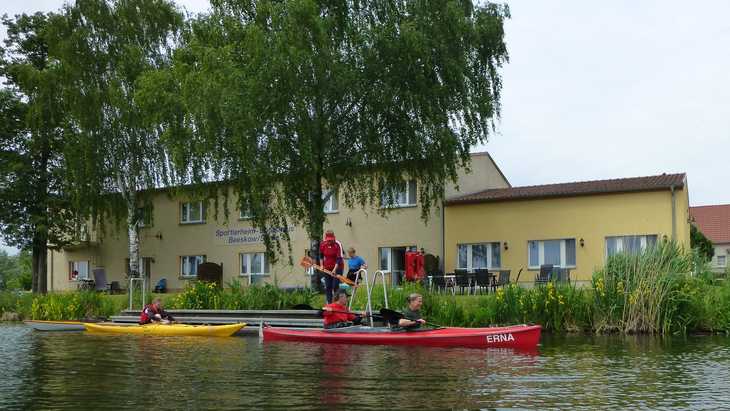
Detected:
left=1, top=324, right=729, bottom=410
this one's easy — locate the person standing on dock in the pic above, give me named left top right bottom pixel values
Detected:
left=345, top=247, right=367, bottom=283
left=319, top=229, right=345, bottom=303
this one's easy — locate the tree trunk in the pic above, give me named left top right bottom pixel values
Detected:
left=126, top=193, right=141, bottom=279
left=31, top=233, right=48, bottom=294
left=307, top=177, right=325, bottom=291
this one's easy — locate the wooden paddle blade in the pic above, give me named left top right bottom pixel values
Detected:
left=299, top=256, right=314, bottom=269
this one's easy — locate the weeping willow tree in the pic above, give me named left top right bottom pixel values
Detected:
left=47, top=0, right=183, bottom=278
left=143, top=0, right=509, bottom=263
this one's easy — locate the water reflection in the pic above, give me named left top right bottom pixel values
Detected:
left=1, top=325, right=729, bottom=410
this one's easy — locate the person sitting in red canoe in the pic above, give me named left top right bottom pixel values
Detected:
left=139, top=298, right=175, bottom=325
left=322, top=290, right=362, bottom=329
left=397, top=293, right=427, bottom=329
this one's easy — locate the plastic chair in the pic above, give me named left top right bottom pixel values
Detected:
left=474, top=269, right=492, bottom=294
left=454, top=269, right=472, bottom=294
left=154, top=278, right=167, bottom=293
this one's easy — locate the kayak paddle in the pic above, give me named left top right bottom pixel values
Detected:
left=299, top=256, right=357, bottom=286
left=292, top=304, right=382, bottom=320
left=379, top=308, right=442, bottom=328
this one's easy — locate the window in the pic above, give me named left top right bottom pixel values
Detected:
left=605, top=235, right=658, bottom=257
left=69, top=261, right=90, bottom=281
left=137, top=205, right=153, bottom=228
left=180, top=255, right=205, bottom=277
left=718, top=255, right=727, bottom=267
left=381, top=180, right=417, bottom=207
left=457, top=243, right=501, bottom=271
left=323, top=190, right=338, bottom=213
left=180, top=201, right=205, bottom=224
left=528, top=239, right=577, bottom=269
left=240, top=252, right=269, bottom=285
left=239, top=207, right=252, bottom=220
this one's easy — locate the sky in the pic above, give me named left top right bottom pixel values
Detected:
left=2, top=0, right=729, bottom=254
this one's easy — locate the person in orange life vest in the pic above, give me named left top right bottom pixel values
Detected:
left=319, top=229, right=345, bottom=304
left=139, top=298, right=174, bottom=325
left=322, top=290, right=362, bottom=329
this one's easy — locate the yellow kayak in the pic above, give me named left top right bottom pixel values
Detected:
left=84, top=322, right=246, bottom=337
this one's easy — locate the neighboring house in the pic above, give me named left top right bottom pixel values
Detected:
left=444, top=173, right=691, bottom=286
left=47, top=152, right=510, bottom=291
left=689, top=204, right=730, bottom=273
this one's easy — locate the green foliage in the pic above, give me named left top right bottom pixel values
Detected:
left=1, top=13, right=77, bottom=293
left=592, top=241, right=708, bottom=334
left=144, top=0, right=510, bottom=259
left=691, top=224, right=714, bottom=262
left=169, top=280, right=316, bottom=310
left=0, top=249, right=32, bottom=290
left=30, top=291, right=122, bottom=321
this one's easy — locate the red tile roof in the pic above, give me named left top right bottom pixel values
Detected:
left=690, top=204, right=730, bottom=244
left=446, top=173, right=686, bottom=205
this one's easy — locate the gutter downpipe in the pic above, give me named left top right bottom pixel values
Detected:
left=441, top=201, right=446, bottom=274
left=670, top=185, right=677, bottom=242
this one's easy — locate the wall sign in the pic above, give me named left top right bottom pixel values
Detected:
left=215, top=226, right=295, bottom=246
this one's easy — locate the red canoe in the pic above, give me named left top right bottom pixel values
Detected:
left=262, top=324, right=541, bottom=349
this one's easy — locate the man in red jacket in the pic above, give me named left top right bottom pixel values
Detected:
left=322, top=290, right=362, bottom=329
left=319, top=229, right=345, bottom=303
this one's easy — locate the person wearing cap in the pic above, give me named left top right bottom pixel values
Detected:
left=322, top=289, right=362, bottom=329
left=319, top=229, right=345, bottom=303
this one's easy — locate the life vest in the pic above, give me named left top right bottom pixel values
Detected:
left=139, top=304, right=160, bottom=324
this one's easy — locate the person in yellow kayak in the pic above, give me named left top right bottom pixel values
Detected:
left=139, top=298, right=175, bottom=325
left=397, top=293, right=427, bottom=329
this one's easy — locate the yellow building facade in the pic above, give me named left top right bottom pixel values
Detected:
left=48, top=153, right=510, bottom=291
left=444, top=174, right=690, bottom=285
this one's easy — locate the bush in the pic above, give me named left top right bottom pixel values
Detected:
left=169, top=280, right=316, bottom=310
left=30, top=291, right=123, bottom=320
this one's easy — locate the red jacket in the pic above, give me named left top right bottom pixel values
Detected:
left=319, top=236, right=344, bottom=271
left=322, top=302, right=356, bottom=327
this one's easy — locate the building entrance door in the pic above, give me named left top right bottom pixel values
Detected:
left=378, top=246, right=416, bottom=286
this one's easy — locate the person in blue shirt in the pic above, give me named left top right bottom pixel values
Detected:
left=346, top=247, right=367, bottom=283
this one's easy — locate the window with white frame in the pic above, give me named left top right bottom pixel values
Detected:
left=69, top=261, right=90, bottom=281
left=180, top=255, right=205, bottom=277
left=457, top=243, right=501, bottom=271
left=528, top=239, right=576, bottom=269
left=180, top=201, right=205, bottom=224
left=380, top=180, right=417, bottom=207
left=240, top=252, right=269, bottom=285
left=605, top=235, right=658, bottom=257
left=717, top=255, right=727, bottom=267
left=323, top=190, right=338, bottom=213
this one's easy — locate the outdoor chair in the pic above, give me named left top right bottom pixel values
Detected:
left=555, top=268, right=571, bottom=284
left=535, top=264, right=553, bottom=285
left=154, top=278, right=167, bottom=293
left=93, top=269, right=108, bottom=293
left=430, top=273, right=448, bottom=294
left=454, top=269, right=472, bottom=295
left=109, top=281, right=122, bottom=294
left=495, top=270, right=511, bottom=289
left=474, top=269, right=492, bottom=294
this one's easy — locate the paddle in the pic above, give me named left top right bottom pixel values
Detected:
left=379, top=308, right=442, bottom=328
left=291, top=303, right=379, bottom=319
left=299, top=256, right=357, bottom=286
